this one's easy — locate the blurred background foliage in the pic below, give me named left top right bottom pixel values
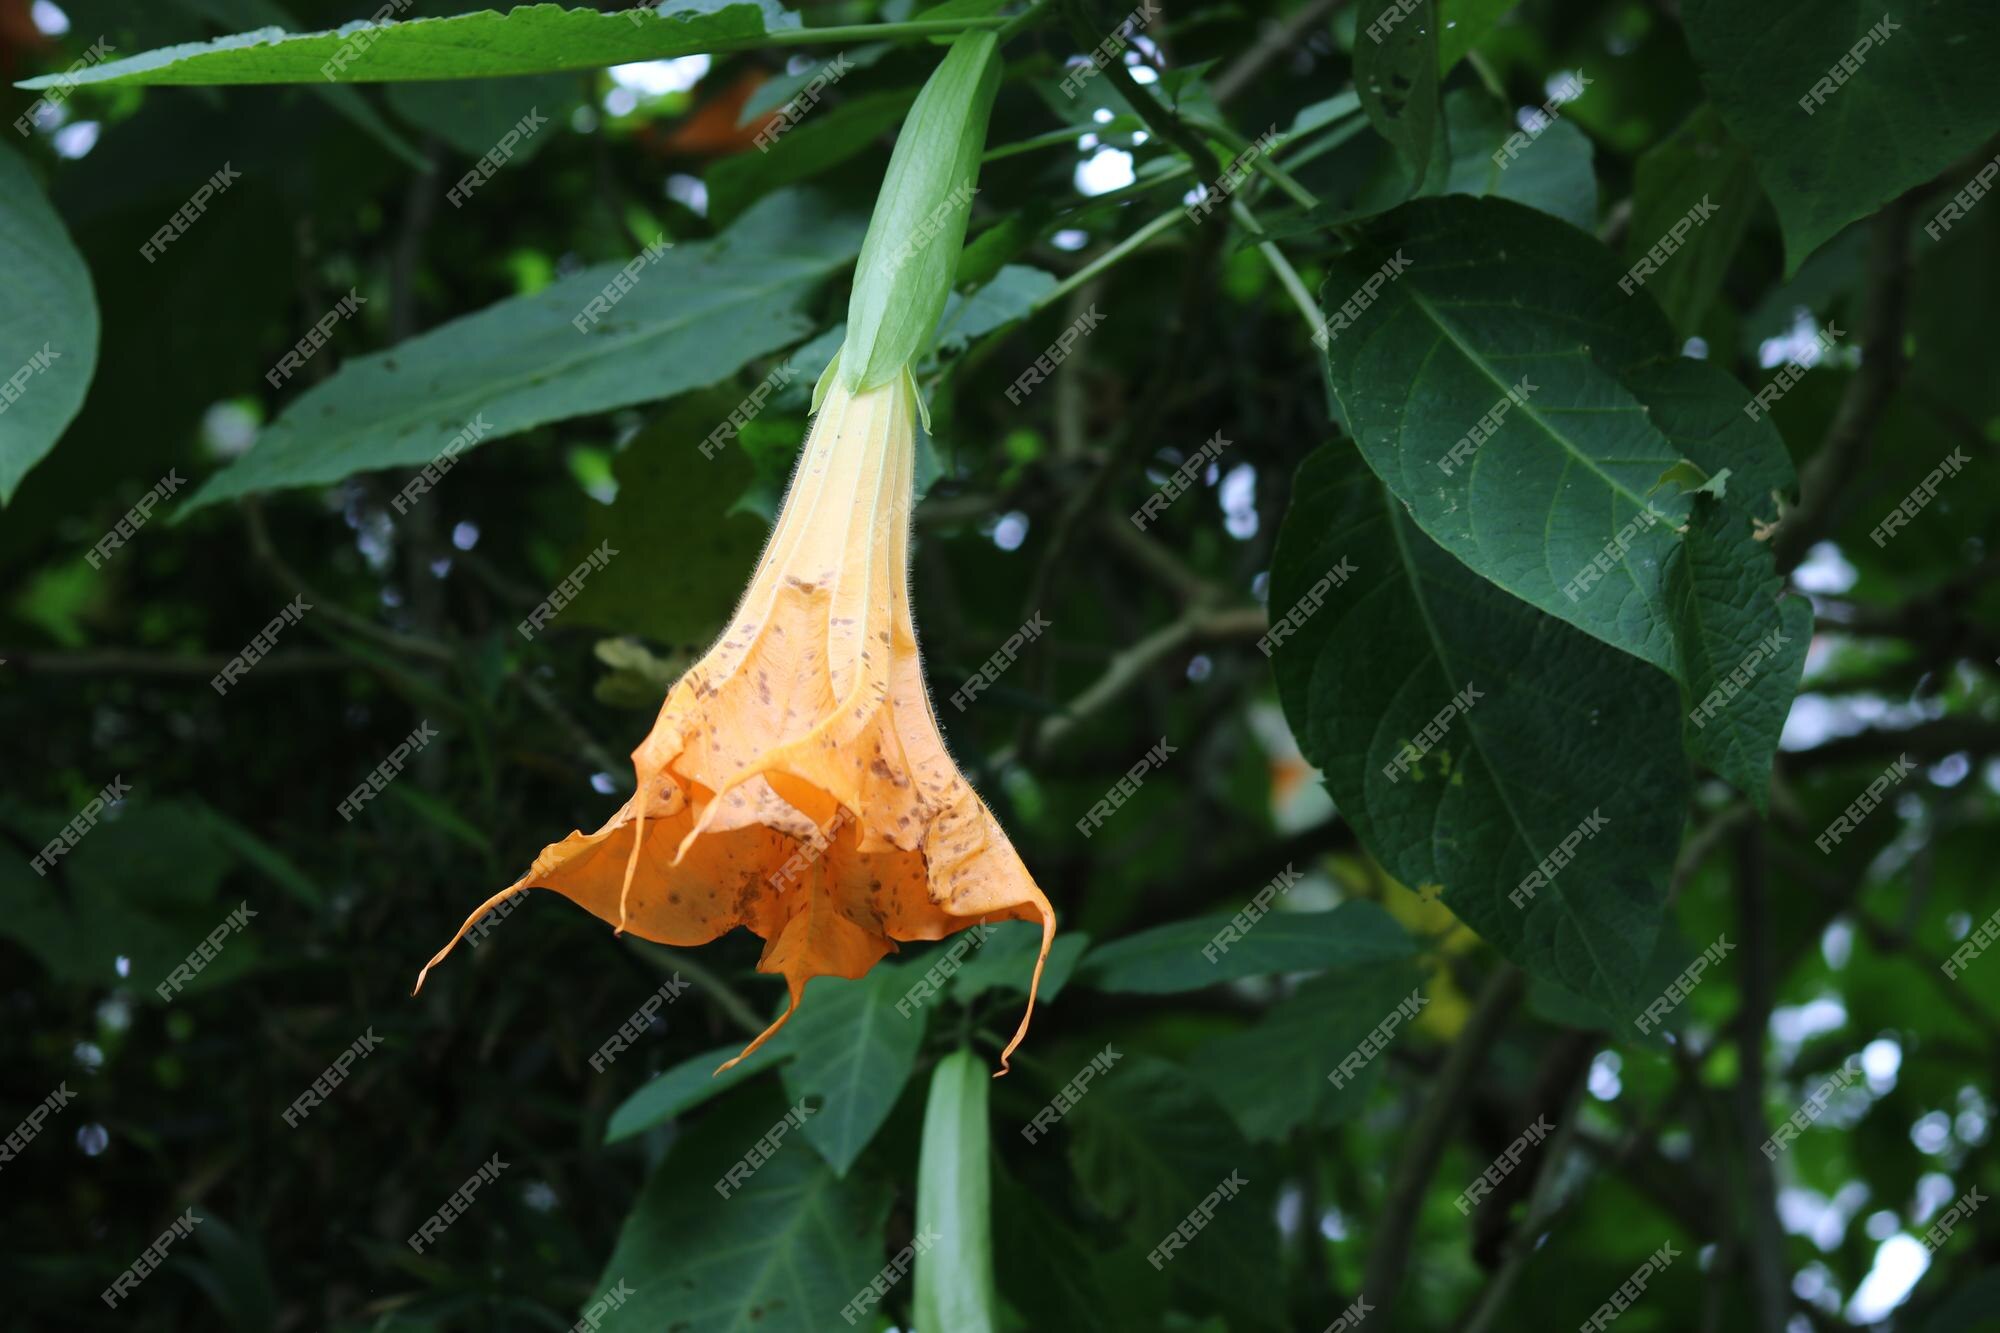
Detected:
left=2, top=0, right=1998, bottom=1329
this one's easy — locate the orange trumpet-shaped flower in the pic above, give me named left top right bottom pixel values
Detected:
left=417, top=368, right=1055, bottom=1074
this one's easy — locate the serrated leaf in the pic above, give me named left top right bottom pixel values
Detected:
left=1681, top=0, right=2000, bottom=272
left=0, top=144, right=100, bottom=504
left=1268, top=448, right=1686, bottom=1013
left=19, top=0, right=804, bottom=88
left=180, top=189, right=862, bottom=513
left=778, top=962, right=927, bottom=1175
left=1075, top=899, right=1415, bottom=995
left=586, top=1084, right=891, bottom=1333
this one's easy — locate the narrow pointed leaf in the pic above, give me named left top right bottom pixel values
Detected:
left=181, top=189, right=861, bottom=513
left=18, top=0, right=806, bottom=88
left=1075, top=899, right=1414, bottom=994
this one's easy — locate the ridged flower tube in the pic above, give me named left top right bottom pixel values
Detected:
left=417, top=368, right=1055, bottom=1074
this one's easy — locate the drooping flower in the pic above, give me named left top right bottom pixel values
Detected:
left=418, top=367, right=1055, bottom=1073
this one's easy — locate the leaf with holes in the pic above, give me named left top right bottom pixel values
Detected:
left=1354, top=0, right=1441, bottom=190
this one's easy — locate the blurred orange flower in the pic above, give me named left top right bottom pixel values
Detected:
left=418, top=369, right=1054, bottom=1074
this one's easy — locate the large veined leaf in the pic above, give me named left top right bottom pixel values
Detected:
left=0, top=144, right=99, bottom=504
left=180, top=189, right=863, bottom=513
left=586, top=1085, right=892, bottom=1333
left=1074, top=898, right=1414, bottom=994
left=1681, top=0, right=2000, bottom=272
left=17, top=0, right=806, bottom=88
left=778, top=962, right=928, bottom=1176
left=1068, top=1055, right=1285, bottom=1331
left=1268, top=447, right=1687, bottom=1013
left=1320, top=195, right=1801, bottom=787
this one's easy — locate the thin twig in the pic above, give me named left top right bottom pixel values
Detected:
left=1730, top=823, right=1790, bottom=1333
left=1774, top=193, right=1916, bottom=572
left=1360, top=964, right=1525, bottom=1326
left=1211, top=0, right=1346, bottom=105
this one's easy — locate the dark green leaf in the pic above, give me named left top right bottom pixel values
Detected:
left=1437, top=0, right=1517, bottom=73
left=708, top=89, right=915, bottom=227
left=587, top=1084, right=892, bottom=1333
left=604, top=1041, right=794, bottom=1145
left=1323, top=196, right=1796, bottom=692
left=1196, top=959, right=1426, bottom=1140
left=947, top=920, right=1088, bottom=1006
left=181, top=189, right=862, bottom=512
left=1625, top=104, right=1759, bottom=333
left=560, top=393, right=774, bottom=649
left=383, top=73, right=581, bottom=164
left=778, top=962, right=928, bottom=1175
left=1681, top=0, right=2000, bottom=271
left=1068, top=1055, right=1284, bottom=1330
left=1354, top=0, right=1442, bottom=190
left=1268, top=448, right=1686, bottom=1012
left=1075, top=899, right=1415, bottom=994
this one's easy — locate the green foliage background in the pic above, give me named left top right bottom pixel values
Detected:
left=2, top=0, right=1998, bottom=1329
